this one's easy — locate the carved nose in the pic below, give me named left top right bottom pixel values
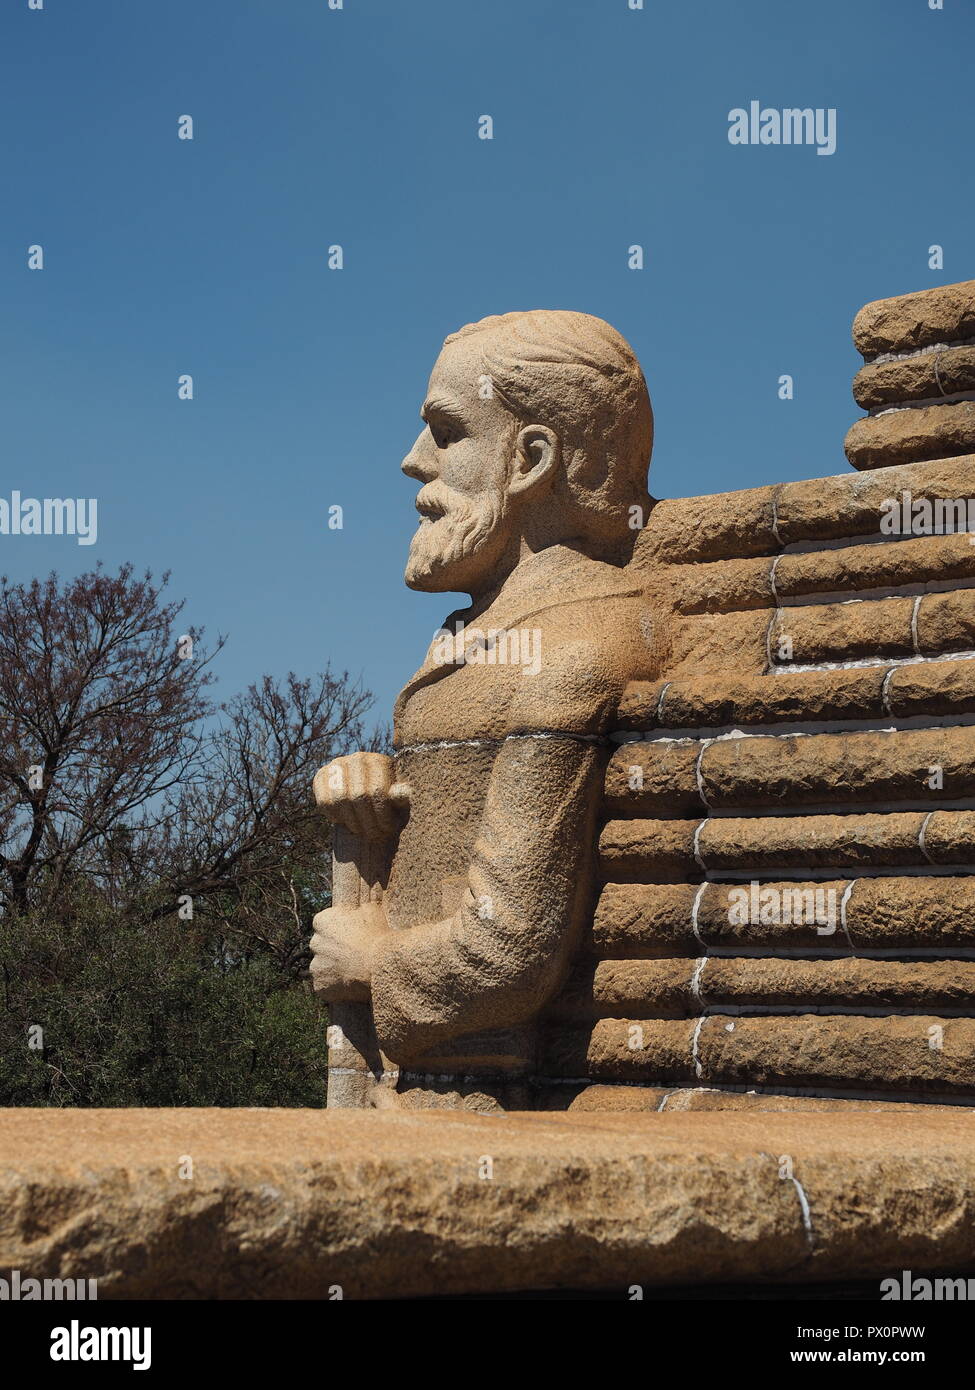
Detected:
left=402, top=435, right=437, bottom=483
left=402, top=454, right=436, bottom=483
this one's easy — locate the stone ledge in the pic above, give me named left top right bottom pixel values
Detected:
left=1, top=1108, right=974, bottom=1299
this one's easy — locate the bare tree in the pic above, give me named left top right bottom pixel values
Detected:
left=0, top=565, right=217, bottom=914
left=0, top=565, right=373, bottom=921
left=149, top=672, right=376, bottom=963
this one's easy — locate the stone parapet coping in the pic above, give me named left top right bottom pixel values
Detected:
left=1, top=1108, right=973, bottom=1298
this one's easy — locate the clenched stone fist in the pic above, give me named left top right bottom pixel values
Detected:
left=309, top=901, right=389, bottom=1001
left=312, top=751, right=410, bottom=841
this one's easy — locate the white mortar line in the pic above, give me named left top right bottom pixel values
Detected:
left=395, top=730, right=607, bottom=756
left=779, top=576, right=975, bottom=608
left=690, top=1015, right=707, bottom=1079
left=618, top=710, right=975, bottom=744
left=694, top=739, right=713, bottom=811
left=880, top=666, right=897, bottom=716
left=765, top=609, right=779, bottom=671
left=689, top=957, right=708, bottom=1010
left=778, top=647, right=975, bottom=675
left=864, top=334, right=975, bottom=366
left=782, top=527, right=975, bottom=558
left=918, top=810, right=937, bottom=864
left=627, top=717, right=966, bottom=745
left=692, top=818, right=709, bottom=873
left=770, top=493, right=783, bottom=547
left=655, top=681, right=672, bottom=724
left=690, top=881, right=709, bottom=950
left=911, top=594, right=923, bottom=655
left=867, top=388, right=975, bottom=417
left=769, top=550, right=784, bottom=605
left=838, top=879, right=857, bottom=953
left=787, top=1171, right=815, bottom=1252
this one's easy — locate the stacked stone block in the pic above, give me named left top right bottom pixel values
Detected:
left=541, top=280, right=975, bottom=1111
left=845, top=280, right=975, bottom=470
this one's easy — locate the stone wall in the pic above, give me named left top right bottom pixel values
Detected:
left=537, top=281, right=975, bottom=1110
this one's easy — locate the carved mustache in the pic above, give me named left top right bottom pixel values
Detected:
left=414, top=485, right=453, bottom=522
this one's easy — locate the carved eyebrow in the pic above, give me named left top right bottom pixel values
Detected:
left=421, top=396, right=466, bottom=425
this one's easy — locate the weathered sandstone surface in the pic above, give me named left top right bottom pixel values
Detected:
left=2, top=1108, right=974, bottom=1298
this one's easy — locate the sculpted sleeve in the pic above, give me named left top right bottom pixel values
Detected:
left=370, top=730, right=603, bottom=1064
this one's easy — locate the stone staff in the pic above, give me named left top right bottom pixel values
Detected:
left=314, top=760, right=408, bottom=1107
left=325, top=827, right=394, bottom=1107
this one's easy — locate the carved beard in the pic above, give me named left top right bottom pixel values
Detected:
left=405, top=481, right=507, bottom=591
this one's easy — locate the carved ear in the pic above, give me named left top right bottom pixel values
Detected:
left=508, top=426, right=559, bottom=498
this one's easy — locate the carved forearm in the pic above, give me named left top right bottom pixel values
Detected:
left=370, top=735, right=603, bottom=1063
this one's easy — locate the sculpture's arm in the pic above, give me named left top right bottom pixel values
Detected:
left=371, top=730, right=602, bottom=1064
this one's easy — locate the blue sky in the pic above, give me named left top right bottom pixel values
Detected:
left=2, top=0, right=972, bottom=721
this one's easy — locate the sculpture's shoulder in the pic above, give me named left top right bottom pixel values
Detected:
left=394, top=550, right=652, bottom=744
left=504, top=558, right=651, bottom=735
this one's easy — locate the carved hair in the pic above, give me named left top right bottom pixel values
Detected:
left=444, top=310, right=653, bottom=550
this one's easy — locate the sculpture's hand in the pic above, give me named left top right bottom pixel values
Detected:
left=312, top=752, right=409, bottom=841
left=310, top=901, right=389, bottom=1002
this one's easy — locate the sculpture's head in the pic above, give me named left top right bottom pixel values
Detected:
left=402, top=310, right=653, bottom=595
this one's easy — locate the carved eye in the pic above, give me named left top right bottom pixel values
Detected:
left=431, top=422, right=460, bottom=449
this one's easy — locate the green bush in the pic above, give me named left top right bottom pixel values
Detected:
left=0, top=900, right=328, bottom=1108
